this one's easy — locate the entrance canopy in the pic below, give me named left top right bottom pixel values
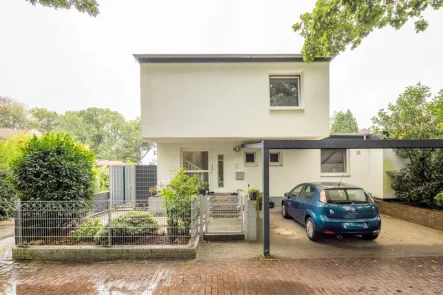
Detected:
left=241, top=139, right=443, bottom=257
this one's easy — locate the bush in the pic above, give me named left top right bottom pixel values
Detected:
left=12, top=133, right=96, bottom=202
left=71, top=219, right=103, bottom=242
left=160, top=168, right=199, bottom=243
left=434, top=192, right=443, bottom=208
left=94, top=211, right=159, bottom=245
left=96, top=166, right=109, bottom=192
left=0, top=166, right=15, bottom=220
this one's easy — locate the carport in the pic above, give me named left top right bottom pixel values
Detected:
left=242, top=139, right=443, bottom=257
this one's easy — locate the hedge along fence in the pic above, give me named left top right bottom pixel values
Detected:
left=375, top=200, right=443, bottom=231
left=15, top=197, right=200, bottom=247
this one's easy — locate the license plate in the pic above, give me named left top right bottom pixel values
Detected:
left=342, top=222, right=368, bottom=229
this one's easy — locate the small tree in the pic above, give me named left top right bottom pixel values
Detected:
left=160, top=169, right=199, bottom=243
left=372, top=83, right=443, bottom=209
left=331, top=110, right=359, bottom=133
left=12, top=132, right=96, bottom=202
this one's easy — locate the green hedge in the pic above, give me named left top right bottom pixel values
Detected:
left=12, top=133, right=96, bottom=202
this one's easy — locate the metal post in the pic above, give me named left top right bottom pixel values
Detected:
left=262, top=147, right=270, bottom=257
left=107, top=197, right=112, bottom=247
left=200, top=196, right=205, bottom=240
left=15, top=199, right=23, bottom=246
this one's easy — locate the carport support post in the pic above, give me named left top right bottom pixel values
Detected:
left=262, top=147, right=270, bottom=257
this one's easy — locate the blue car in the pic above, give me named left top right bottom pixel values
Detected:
left=281, top=182, right=381, bottom=241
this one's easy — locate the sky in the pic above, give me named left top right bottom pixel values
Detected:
left=1, top=0, right=442, bottom=129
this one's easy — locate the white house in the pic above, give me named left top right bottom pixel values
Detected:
left=141, top=144, right=158, bottom=165
left=134, top=54, right=403, bottom=202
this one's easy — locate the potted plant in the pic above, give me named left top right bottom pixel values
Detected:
left=149, top=185, right=158, bottom=197
left=249, top=188, right=259, bottom=201
left=197, top=181, right=209, bottom=196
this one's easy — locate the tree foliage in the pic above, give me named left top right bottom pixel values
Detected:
left=12, top=133, right=96, bottom=202
left=30, top=107, right=60, bottom=132
left=25, top=0, right=99, bottom=16
left=293, top=0, right=443, bottom=62
left=0, top=99, right=149, bottom=163
left=0, top=97, right=31, bottom=129
left=0, top=166, right=15, bottom=220
left=331, top=110, right=359, bottom=133
left=372, top=83, right=443, bottom=209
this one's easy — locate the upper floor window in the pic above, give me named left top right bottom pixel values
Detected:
left=269, top=75, right=300, bottom=107
left=321, top=149, right=346, bottom=173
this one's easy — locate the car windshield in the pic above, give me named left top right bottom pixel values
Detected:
left=325, top=188, right=369, bottom=203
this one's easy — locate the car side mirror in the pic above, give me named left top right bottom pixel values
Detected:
left=284, top=192, right=290, bottom=197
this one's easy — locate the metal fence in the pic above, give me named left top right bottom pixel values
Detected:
left=14, top=197, right=199, bottom=247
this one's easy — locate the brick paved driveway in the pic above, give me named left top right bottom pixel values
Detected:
left=1, top=250, right=442, bottom=295
left=1, top=213, right=443, bottom=295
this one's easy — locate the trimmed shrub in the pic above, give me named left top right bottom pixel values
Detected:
left=71, top=219, right=103, bottom=242
left=94, top=211, right=160, bottom=245
left=96, top=166, right=109, bottom=192
left=12, top=132, right=96, bottom=202
left=0, top=166, right=15, bottom=220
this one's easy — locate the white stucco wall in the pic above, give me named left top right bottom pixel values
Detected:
left=157, top=142, right=399, bottom=199
left=140, top=62, right=330, bottom=141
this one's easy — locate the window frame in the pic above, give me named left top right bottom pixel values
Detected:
left=269, top=75, right=302, bottom=110
left=269, top=151, right=283, bottom=166
left=244, top=151, right=258, bottom=167
left=320, top=149, right=349, bottom=175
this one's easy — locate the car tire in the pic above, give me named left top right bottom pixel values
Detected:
left=305, top=217, right=319, bottom=241
left=281, top=204, right=290, bottom=219
left=362, top=234, right=379, bottom=241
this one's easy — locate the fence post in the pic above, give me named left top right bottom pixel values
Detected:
left=243, top=194, right=248, bottom=240
left=199, top=196, right=205, bottom=240
left=107, top=197, right=112, bottom=247
left=15, top=199, right=23, bottom=246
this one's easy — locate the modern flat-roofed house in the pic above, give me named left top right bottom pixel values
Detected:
left=134, top=54, right=403, bottom=202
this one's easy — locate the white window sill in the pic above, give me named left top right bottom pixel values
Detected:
left=270, top=163, right=283, bottom=166
left=269, top=106, right=304, bottom=111
left=320, top=173, right=351, bottom=177
left=244, top=163, right=258, bottom=167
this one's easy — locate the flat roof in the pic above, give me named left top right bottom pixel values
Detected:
left=133, top=54, right=333, bottom=64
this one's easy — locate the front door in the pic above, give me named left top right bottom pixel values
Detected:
left=182, top=150, right=211, bottom=187
left=288, top=184, right=304, bottom=218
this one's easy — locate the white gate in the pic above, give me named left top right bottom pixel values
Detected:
left=201, top=194, right=245, bottom=235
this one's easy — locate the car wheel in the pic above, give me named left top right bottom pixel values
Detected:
left=362, top=234, right=378, bottom=241
left=305, top=217, right=319, bottom=241
left=281, top=204, right=290, bottom=219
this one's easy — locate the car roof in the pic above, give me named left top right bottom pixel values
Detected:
left=308, top=182, right=362, bottom=189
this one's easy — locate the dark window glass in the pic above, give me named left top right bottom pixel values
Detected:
left=270, top=153, right=279, bottom=163
left=245, top=153, right=255, bottom=163
left=270, top=76, right=300, bottom=107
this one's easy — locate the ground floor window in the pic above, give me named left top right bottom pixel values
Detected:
left=218, top=155, right=224, bottom=188
left=321, top=149, right=347, bottom=173
left=182, top=150, right=209, bottom=183
left=269, top=152, right=282, bottom=166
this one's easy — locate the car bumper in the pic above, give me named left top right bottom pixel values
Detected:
left=316, top=215, right=381, bottom=235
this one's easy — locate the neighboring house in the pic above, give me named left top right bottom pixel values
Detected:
left=134, top=54, right=403, bottom=201
left=141, top=144, right=157, bottom=165
left=0, top=128, right=40, bottom=139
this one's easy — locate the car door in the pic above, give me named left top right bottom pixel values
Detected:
left=287, top=184, right=304, bottom=219
left=298, top=185, right=316, bottom=224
